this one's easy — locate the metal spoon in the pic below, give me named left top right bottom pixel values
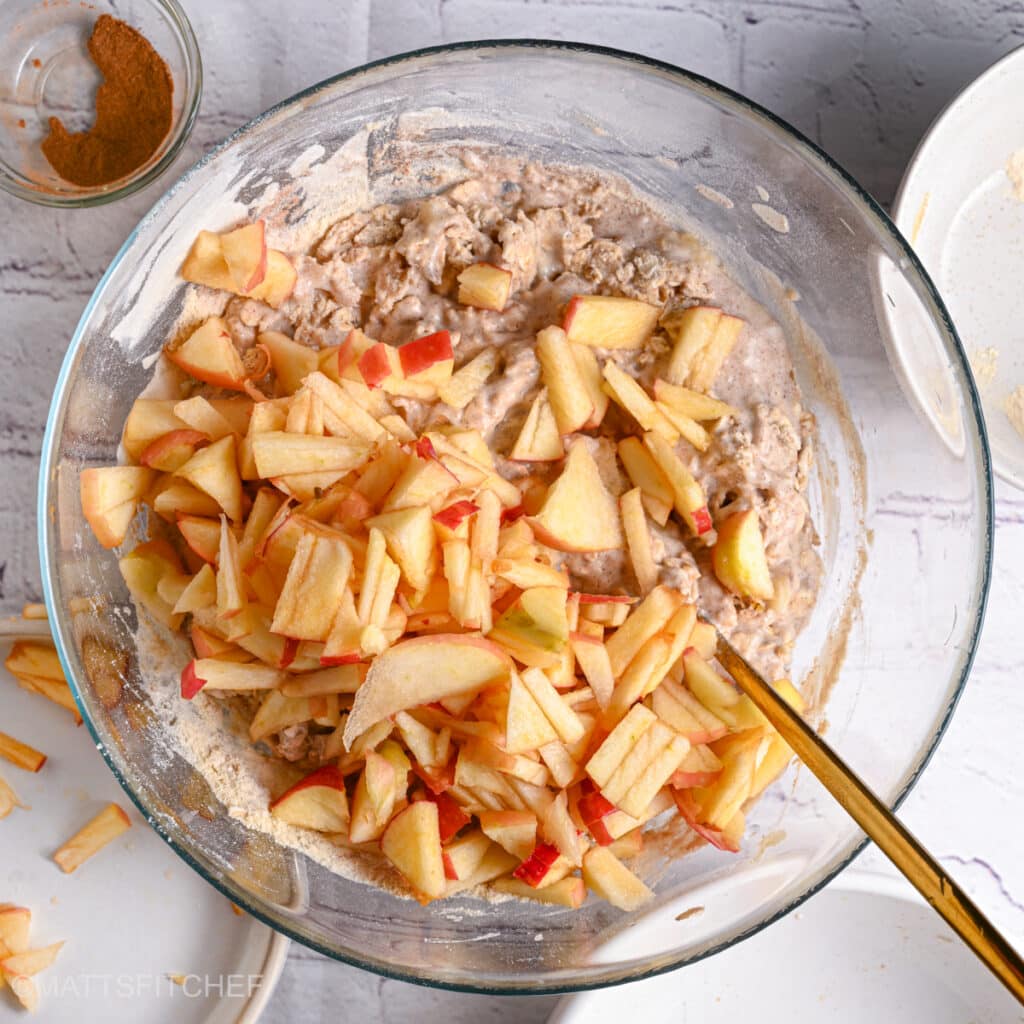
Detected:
left=712, top=627, right=1024, bottom=1005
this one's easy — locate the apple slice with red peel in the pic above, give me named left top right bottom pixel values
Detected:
left=528, top=440, right=622, bottom=552
left=671, top=787, right=740, bottom=852
left=442, top=830, right=492, bottom=881
left=509, top=389, right=564, bottom=462
left=270, top=765, right=348, bottom=833
left=563, top=294, right=661, bottom=350
left=424, top=789, right=472, bottom=843
left=260, top=330, right=318, bottom=395
left=381, top=800, right=446, bottom=901
left=399, top=330, right=454, bottom=382
left=712, top=508, right=774, bottom=601
left=181, top=658, right=282, bottom=698
left=140, top=429, right=208, bottom=472
left=577, top=781, right=617, bottom=845
left=512, top=841, right=572, bottom=888
left=220, top=221, right=267, bottom=292
left=175, top=434, right=244, bottom=523
left=181, top=230, right=236, bottom=291
left=358, top=342, right=401, bottom=389
left=536, top=326, right=594, bottom=434
left=582, top=845, right=653, bottom=909
left=166, top=317, right=248, bottom=391
left=670, top=743, right=724, bottom=788
left=176, top=514, right=221, bottom=563
left=80, top=466, right=155, bottom=549
left=478, top=809, right=538, bottom=860
left=433, top=499, right=479, bottom=533
left=343, top=634, right=512, bottom=748
left=248, top=250, right=297, bottom=308
left=494, top=875, right=586, bottom=908
left=457, top=263, right=513, bottom=311
left=641, top=431, right=711, bottom=536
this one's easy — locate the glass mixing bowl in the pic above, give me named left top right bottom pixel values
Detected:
left=38, top=42, right=992, bottom=993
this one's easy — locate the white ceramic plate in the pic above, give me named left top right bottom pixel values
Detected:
left=0, top=627, right=288, bottom=1023
left=893, top=44, right=1024, bottom=489
left=548, top=872, right=1024, bottom=1023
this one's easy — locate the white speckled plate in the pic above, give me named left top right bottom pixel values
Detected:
left=548, top=872, right=1024, bottom=1023
left=893, top=43, right=1024, bottom=489
left=0, top=628, right=288, bottom=1023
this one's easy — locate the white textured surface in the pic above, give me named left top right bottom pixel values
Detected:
left=3, top=2, right=1024, bottom=1021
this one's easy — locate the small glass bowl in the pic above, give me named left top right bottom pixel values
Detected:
left=0, top=0, right=201, bottom=207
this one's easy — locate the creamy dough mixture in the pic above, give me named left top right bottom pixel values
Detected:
left=215, top=157, right=820, bottom=712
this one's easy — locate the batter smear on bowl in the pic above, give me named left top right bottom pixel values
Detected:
left=81, top=160, right=822, bottom=907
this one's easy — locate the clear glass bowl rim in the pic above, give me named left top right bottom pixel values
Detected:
left=0, top=0, right=203, bottom=208
left=37, top=38, right=994, bottom=995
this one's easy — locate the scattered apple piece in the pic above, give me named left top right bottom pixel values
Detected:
left=0, top=733, right=47, bottom=773
left=53, top=803, right=131, bottom=873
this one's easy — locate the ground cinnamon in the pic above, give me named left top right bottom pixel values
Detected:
left=41, top=14, right=174, bottom=188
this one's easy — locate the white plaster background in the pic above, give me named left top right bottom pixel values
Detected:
left=2, top=2, right=1023, bottom=1020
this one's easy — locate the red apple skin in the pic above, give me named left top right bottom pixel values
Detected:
left=442, top=852, right=459, bottom=881
left=270, top=765, right=346, bottom=810
left=239, top=221, right=267, bottom=291
left=672, top=789, right=739, bottom=853
left=500, top=504, right=526, bottom=524
left=280, top=637, right=300, bottom=669
left=140, top=429, right=208, bottom=471
left=358, top=344, right=394, bottom=388
left=425, top=789, right=471, bottom=843
left=399, top=330, right=453, bottom=377
left=512, top=841, right=561, bottom=887
left=319, top=652, right=363, bottom=667
left=433, top=500, right=479, bottom=530
left=337, top=331, right=359, bottom=374
left=177, top=513, right=220, bottom=563
left=572, top=593, right=637, bottom=605
left=414, top=436, right=438, bottom=461
left=412, top=759, right=456, bottom=796
left=578, top=786, right=617, bottom=845
left=693, top=506, right=713, bottom=536
left=181, top=660, right=207, bottom=700
left=670, top=767, right=723, bottom=789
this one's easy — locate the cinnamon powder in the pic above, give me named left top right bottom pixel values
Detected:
left=41, top=14, right=173, bottom=187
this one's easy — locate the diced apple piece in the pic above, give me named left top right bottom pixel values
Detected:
left=119, top=540, right=185, bottom=629
left=615, top=730, right=690, bottom=818
left=655, top=401, right=711, bottom=451
left=437, top=348, right=497, bottom=409
left=642, top=432, right=711, bottom=536
left=504, top=671, right=560, bottom=754
left=260, top=330, right=318, bottom=395
left=493, top=586, right=569, bottom=655
left=688, top=313, right=744, bottom=392
left=181, top=229, right=236, bottom=291
left=528, top=440, right=622, bottom=552
left=663, top=305, right=722, bottom=385
left=0, top=732, right=47, bottom=773
left=249, top=690, right=321, bottom=741
left=0, top=775, right=26, bottom=819
left=563, top=294, right=660, bottom=350
left=457, top=263, right=513, bottom=311
left=653, top=379, right=737, bottom=421
left=399, top=330, right=454, bottom=382
left=569, top=632, right=615, bottom=711
left=537, top=326, right=594, bottom=434
left=604, top=585, right=681, bottom=677
left=381, top=800, right=446, bottom=901
left=651, top=677, right=728, bottom=744
left=620, top=487, right=658, bottom=593
left=586, top=704, right=657, bottom=788
left=382, top=457, right=457, bottom=513
left=253, top=432, right=369, bottom=480
left=617, top=436, right=673, bottom=526
left=357, top=342, right=401, bottom=389
left=606, top=634, right=675, bottom=720
left=520, top=667, right=584, bottom=744
left=175, top=434, right=244, bottom=523
left=683, top=648, right=740, bottom=714
left=512, top=841, right=566, bottom=888
left=601, top=360, right=678, bottom=439
left=181, top=658, right=282, bottom=698
left=53, top=803, right=131, bottom=872
left=570, top=342, right=610, bottom=428
left=433, top=500, right=479, bottom=534
left=166, top=317, right=247, bottom=391
left=367, top=506, right=436, bottom=592
left=270, top=765, right=348, bottom=833
left=80, top=466, right=155, bottom=548
left=712, top=508, right=774, bottom=601
left=0, top=906, right=31, bottom=953
left=670, top=743, right=724, bottom=788
left=221, top=220, right=267, bottom=292
left=582, top=845, right=653, bottom=910
left=303, top=371, right=388, bottom=445
left=248, top=250, right=297, bottom=308
left=140, top=429, right=208, bottom=472
left=509, top=389, right=564, bottom=462
left=172, top=563, right=216, bottom=615
left=343, top=635, right=511, bottom=747
left=270, top=525, right=353, bottom=641
left=492, top=875, right=586, bottom=908
left=699, top=730, right=761, bottom=829
left=442, top=830, right=492, bottom=881
left=578, top=781, right=617, bottom=845
left=424, top=789, right=471, bottom=843
left=1, top=941, right=64, bottom=978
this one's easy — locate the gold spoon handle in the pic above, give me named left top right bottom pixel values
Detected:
left=714, top=632, right=1024, bottom=1005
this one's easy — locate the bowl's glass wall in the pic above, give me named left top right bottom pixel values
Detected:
left=41, top=45, right=990, bottom=992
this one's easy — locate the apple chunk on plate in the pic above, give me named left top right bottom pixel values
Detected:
left=342, top=634, right=512, bottom=748
left=529, top=440, right=622, bottom=552
left=270, top=765, right=348, bottom=832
